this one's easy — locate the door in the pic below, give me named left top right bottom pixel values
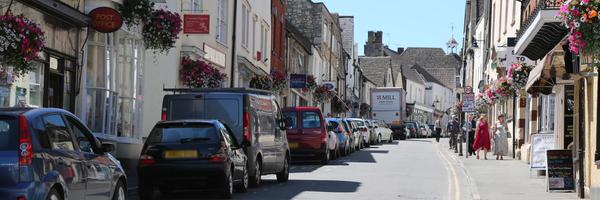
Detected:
left=45, top=71, right=63, bottom=108
left=40, top=114, right=86, bottom=200
left=65, top=115, right=114, bottom=200
left=221, top=125, right=245, bottom=180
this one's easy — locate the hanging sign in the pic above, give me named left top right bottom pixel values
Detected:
left=289, top=74, right=307, bottom=88
left=184, top=14, right=210, bottom=34
left=89, top=7, right=123, bottom=33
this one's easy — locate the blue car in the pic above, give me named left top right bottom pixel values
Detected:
left=326, top=118, right=351, bottom=156
left=0, top=108, right=127, bottom=200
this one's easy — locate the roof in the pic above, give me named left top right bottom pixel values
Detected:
left=402, top=64, right=425, bottom=85
left=411, top=64, right=446, bottom=87
left=157, top=119, right=221, bottom=125
left=358, top=56, right=391, bottom=87
left=286, top=19, right=313, bottom=54
left=394, top=48, right=462, bottom=70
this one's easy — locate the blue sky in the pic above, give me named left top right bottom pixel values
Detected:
left=317, top=0, right=465, bottom=55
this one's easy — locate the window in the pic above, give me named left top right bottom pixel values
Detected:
left=148, top=123, right=218, bottom=144
left=0, top=118, right=16, bottom=150
left=66, top=116, right=96, bottom=154
left=241, top=4, right=249, bottom=48
left=41, top=114, right=74, bottom=151
left=504, top=0, right=509, bottom=32
left=283, top=111, right=298, bottom=127
left=85, top=30, right=144, bottom=139
left=512, top=0, right=517, bottom=25
left=252, top=16, right=257, bottom=56
left=220, top=127, right=233, bottom=146
left=29, top=64, right=44, bottom=107
left=499, top=0, right=503, bottom=36
left=302, top=111, right=322, bottom=128
left=216, top=0, right=228, bottom=44
left=182, top=0, right=203, bottom=12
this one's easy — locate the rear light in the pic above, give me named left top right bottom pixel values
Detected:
left=17, top=197, right=26, bottom=200
left=161, top=110, right=167, bottom=121
left=210, top=154, right=226, bottom=163
left=139, top=155, right=156, bottom=165
left=244, top=112, right=251, bottom=144
left=18, top=115, right=32, bottom=166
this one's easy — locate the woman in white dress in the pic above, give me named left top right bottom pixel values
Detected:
left=492, top=114, right=509, bottom=160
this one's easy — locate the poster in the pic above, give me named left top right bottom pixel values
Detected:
left=462, top=93, right=475, bottom=112
left=530, top=133, right=554, bottom=169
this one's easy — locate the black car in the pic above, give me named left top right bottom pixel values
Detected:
left=161, top=88, right=290, bottom=187
left=139, top=120, right=248, bottom=199
left=0, top=108, right=126, bottom=200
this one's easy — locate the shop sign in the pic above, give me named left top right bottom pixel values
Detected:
left=89, top=7, right=123, bottom=33
left=322, top=81, right=336, bottom=91
left=506, top=47, right=536, bottom=66
left=530, top=133, right=554, bottom=170
left=462, top=93, right=475, bottom=112
left=289, top=74, right=307, bottom=88
left=546, top=150, right=575, bottom=192
left=184, top=14, right=210, bottom=34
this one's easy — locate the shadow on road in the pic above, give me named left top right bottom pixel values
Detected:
left=404, top=139, right=433, bottom=143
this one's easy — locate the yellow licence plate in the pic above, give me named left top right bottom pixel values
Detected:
left=289, top=142, right=299, bottom=149
left=164, top=150, right=199, bottom=159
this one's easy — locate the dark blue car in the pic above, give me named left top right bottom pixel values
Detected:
left=326, top=118, right=351, bottom=156
left=0, top=108, right=127, bottom=200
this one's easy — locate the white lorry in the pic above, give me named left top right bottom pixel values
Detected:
left=370, top=87, right=407, bottom=140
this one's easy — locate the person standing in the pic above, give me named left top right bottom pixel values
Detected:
left=467, top=114, right=476, bottom=156
left=434, top=117, right=442, bottom=142
left=493, top=114, right=510, bottom=160
left=473, top=114, right=491, bottom=160
left=450, top=115, right=460, bottom=151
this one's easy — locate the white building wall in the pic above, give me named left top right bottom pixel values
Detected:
left=233, top=0, right=271, bottom=87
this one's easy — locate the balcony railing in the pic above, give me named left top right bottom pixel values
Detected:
left=516, top=0, right=563, bottom=40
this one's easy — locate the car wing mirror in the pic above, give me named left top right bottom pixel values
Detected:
left=101, top=143, right=115, bottom=153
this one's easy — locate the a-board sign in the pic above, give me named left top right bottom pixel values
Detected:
left=530, top=133, right=554, bottom=169
left=546, top=150, right=575, bottom=192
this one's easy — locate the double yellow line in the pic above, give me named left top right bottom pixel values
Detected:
left=435, top=143, right=461, bottom=200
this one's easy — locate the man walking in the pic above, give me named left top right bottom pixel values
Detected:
left=434, top=117, right=442, bottom=142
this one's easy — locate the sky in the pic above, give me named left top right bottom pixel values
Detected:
left=317, top=0, right=466, bottom=55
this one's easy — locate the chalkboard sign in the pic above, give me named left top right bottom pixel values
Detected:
left=530, top=133, right=554, bottom=169
left=546, top=150, right=575, bottom=192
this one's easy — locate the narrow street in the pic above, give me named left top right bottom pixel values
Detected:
left=130, top=138, right=473, bottom=200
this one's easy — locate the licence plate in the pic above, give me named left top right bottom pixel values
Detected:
left=164, top=150, right=199, bottom=159
left=289, top=142, right=299, bottom=149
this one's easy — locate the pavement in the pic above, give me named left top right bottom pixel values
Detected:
left=127, top=138, right=583, bottom=200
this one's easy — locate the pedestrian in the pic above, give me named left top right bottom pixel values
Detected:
left=473, top=114, right=491, bottom=160
left=434, top=117, right=442, bottom=142
left=493, top=114, right=510, bottom=160
left=467, top=113, right=476, bottom=156
left=450, top=115, right=460, bottom=150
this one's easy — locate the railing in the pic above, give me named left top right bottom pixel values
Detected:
left=516, top=0, right=563, bottom=40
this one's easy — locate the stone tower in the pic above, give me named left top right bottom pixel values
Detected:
left=364, top=31, right=384, bottom=57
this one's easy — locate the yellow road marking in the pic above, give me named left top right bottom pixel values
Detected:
left=435, top=143, right=461, bottom=200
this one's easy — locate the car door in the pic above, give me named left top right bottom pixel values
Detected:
left=39, top=114, right=86, bottom=200
left=221, top=124, right=245, bottom=180
left=64, top=115, right=114, bottom=200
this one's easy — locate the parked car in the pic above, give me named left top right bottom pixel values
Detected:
left=341, top=118, right=358, bottom=153
left=0, top=108, right=126, bottom=200
left=161, top=88, right=290, bottom=187
left=420, top=125, right=432, bottom=137
left=326, top=118, right=351, bottom=156
left=365, top=120, right=379, bottom=145
left=283, top=107, right=333, bottom=164
left=139, top=120, right=248, bottom=199
left=348, top=118, right=371, bottom=148
left=404, top=121, right=420, bottom=138
left=372, top=120, right=394, bottom=143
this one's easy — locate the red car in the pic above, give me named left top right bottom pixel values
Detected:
left=282, top=107, right=330, bottom=164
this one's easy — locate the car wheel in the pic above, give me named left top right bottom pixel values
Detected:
left=377, top=134, right=382, bottom=144
left=112, top=181, right=126, bottom=200
left=276, top=156, right=289, bottom=182
left=221, top=168, right=233, bottom=199
left=321, top=148, right=329, bottom=165
left=46, top=188, right=62, bottom=200
left=389, top=134, right=394, bottom=143
left=236, top=164, right=249, bottom=192
left=250, top=159, right=262, bottom=187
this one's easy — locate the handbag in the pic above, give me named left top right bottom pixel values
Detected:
left=506, top=131, right=512, bottom=138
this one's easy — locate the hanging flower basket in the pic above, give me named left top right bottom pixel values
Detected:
left=271, top=69, right=288, bottom=93
left=475, top=93, right=490, bottom=114
left=558, top=0, right=600, bottom=56
left=313, top=85, right=335, bottom=103
left=0, top=13, right=44, bottom=77
left=306, top=75, right=316, bottom=91
left=118, top=0, right=154, bottom=27
left=180, top=57, right=226, bottom=88
left=143, top=9, right=182, bottom=53
left=493, top=76, right=514, bottom=101
left=507, top=63, right=531, bottom=91
left=249, top=75, right=272, bottom=91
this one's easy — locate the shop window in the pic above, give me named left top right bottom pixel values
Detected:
left=29, top=64, right=44, bottom=107
left=85, top=30, right=144, bottom=139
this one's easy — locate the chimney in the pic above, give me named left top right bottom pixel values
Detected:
left=397, top=48, right=404, bottom=54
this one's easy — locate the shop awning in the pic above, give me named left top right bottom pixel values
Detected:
left=514, top=9, right=567, bottom=60
left=525, top=57, right=545, bottom=91
left=19, top=0, right=89, bottom=27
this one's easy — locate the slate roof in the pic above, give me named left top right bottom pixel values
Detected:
left=286, top=20, right=313, bottom=54
left=411, top=64, right=446, bottom=87
left=359, top=56, right=391, bottom=87
left=402, top=64, right=425, bottom=85
left=393, top=48, right=461, bottom=70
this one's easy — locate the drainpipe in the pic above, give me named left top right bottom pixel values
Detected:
left=229, top=0, right=238, bottom=87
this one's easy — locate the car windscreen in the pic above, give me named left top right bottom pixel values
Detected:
left=147, top=123, right=219, bottom=144
left=0, top=117, right=16, bottom=150
left=354, top=120, right=365, bottom=127
left=169, top=98, right=240, bottom=128
left=405, top=123, right=415, bottom=129
left=283, top=111, right=298, bottom=129
left=302, top=111, right=322, bottom=128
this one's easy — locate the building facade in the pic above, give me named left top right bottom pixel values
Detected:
left=234, top=0, right=271, bottom=88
